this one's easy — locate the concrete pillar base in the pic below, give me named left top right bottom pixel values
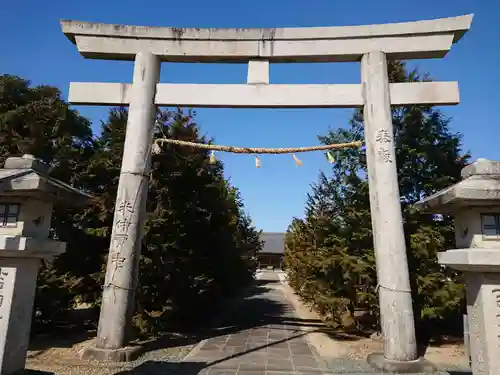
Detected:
left=81, top=343, right=143, bottom=362
left=367, top=353, right=437, bottom=374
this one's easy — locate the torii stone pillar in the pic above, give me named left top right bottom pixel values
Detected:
left=81, top=52, right=160, bottom=361
left=361, top=51, right=420, bottom=366
left=61, top=14, right=472, bottom=371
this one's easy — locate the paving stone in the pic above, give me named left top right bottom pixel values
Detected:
left=207, top=369, right=237, bottom=375
left=272, top=344, right=290, bottom=350
left=250, top=333, right=268, bottom=338
left=184, top=272, right=330, bottom=375
left=246, top=335, right=261, bottom=340
left=266, top=359, right=294, bottom=371
left=242, top=350, right=267, bottom=356
left=227, top=340, right=248, bottom=346
left=292, top=357, right=319, bottom=368
left=209, top=361, right=239, bottom=369
left=238, top=356, right=265, bottom=365
left=289, top=343, right=311, bottom=348
left=210, top=336, right=229, bottom=342
left=201, top=345, right=225, bottom=352
left=245, top=343, right=265, bottom=350
left=295, top=365, right=321, bottom=372
left=291, top=353, right=316, bottom=359
left=206, top=341, right=228, bottom=347
left=269, top=332, right=288, bottom=337
left=267, top=347, right=290, bottom=353
left=247, top=340, right=267, bottom=346
left=238, top=363, right=267, bottom=373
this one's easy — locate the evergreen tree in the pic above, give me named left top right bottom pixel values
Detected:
left=0, top=74, right=98, bottom=326
left=88, top=107, right=261, bottom=334
left=1, top=74, right=262, bottom=335
left=285, top=61, right=468, bottom=338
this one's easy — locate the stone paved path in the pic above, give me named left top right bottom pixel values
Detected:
left=181, top=271, right=330, bottom=375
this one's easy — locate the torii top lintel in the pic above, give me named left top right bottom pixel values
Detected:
left=60, top=14, right=473, bottom=63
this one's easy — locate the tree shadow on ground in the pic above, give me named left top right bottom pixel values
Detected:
left=27, top=281, right=271, bottom=354
left=27, top=327, right=95, bottom=359
left=141, top=276, right=363, bottom=358
left=113, top=361, right=206, bottom=375
left=252, top=279, right=276, bottom=287
left=325, top=332, right=367, bottom=341
left=27, top=275, right=361, bottom=368
left=140, top=282, right=291, bottom=353
left=27, top=280, right=273, bottom=353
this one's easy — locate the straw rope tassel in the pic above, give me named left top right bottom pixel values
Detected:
left=326, top=151, right=335, bottom=164
left=209, top=150, right=216, bottom=164
left=152, top=141, right=162, bottom=155
left=292, top=154, right=302, bottom=166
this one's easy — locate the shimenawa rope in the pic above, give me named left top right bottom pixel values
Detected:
left=153, top=138, right=362, bottom=154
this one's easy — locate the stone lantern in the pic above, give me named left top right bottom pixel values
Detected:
left=0, top=155, right=90, bottom=374
left=416, top=158, right=500, bottom=375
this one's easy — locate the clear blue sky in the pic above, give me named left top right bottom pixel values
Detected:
left=1, top=0, right=498, bottom=232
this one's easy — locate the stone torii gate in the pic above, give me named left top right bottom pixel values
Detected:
left=61, top=14, right=472, bottom=372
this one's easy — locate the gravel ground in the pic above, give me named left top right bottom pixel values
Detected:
left=25, top=339, right=196, bottom=375
left=324, top=357, right=471, bottom=375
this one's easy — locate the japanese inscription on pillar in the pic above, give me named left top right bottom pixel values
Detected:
left=493, top=288, right=500, bottom=354
left=111, top=199, right=134, bottom=269
left=0, top=269, right=8, bottom=320
left=374, top=129, right=393, bottom=163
